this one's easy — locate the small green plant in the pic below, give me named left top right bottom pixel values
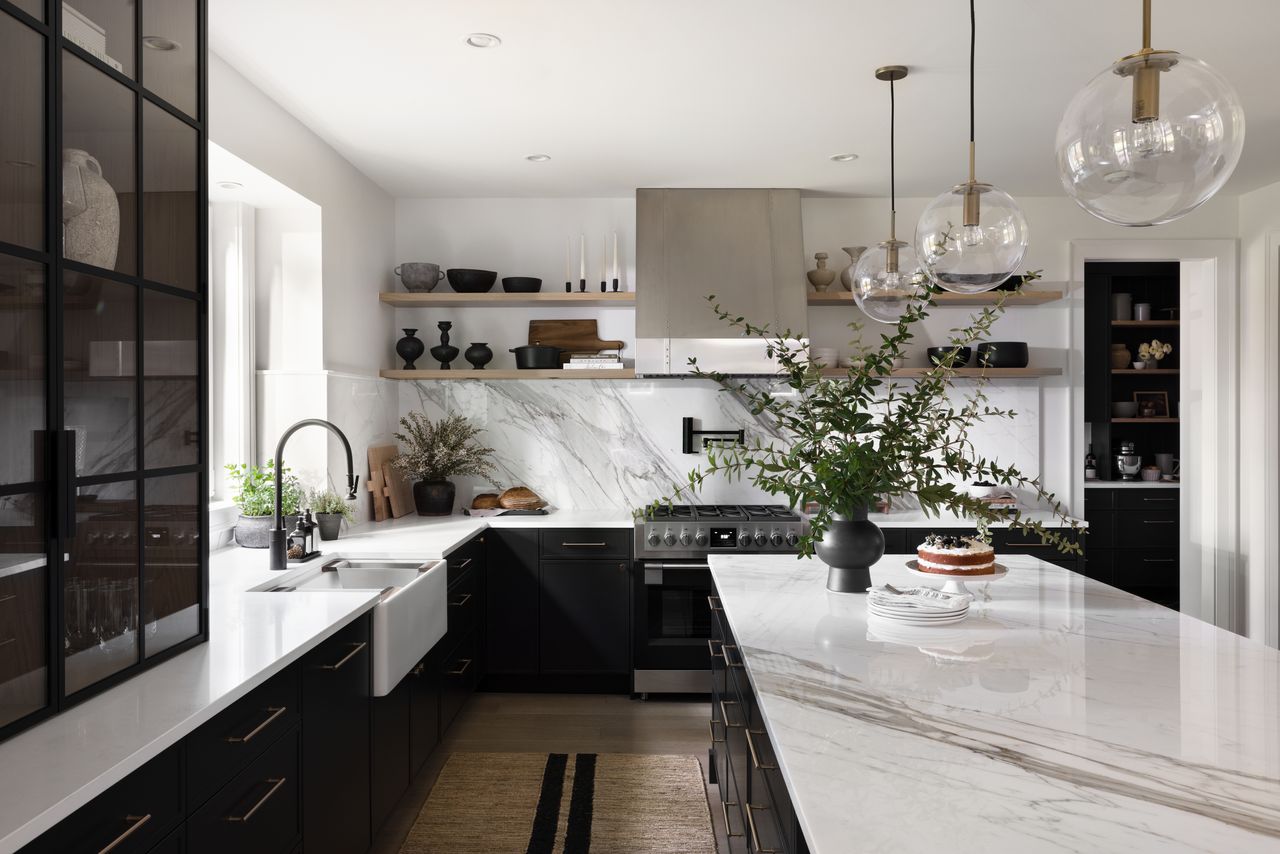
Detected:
left=225, top=461, right=302, bottom=517
left=307, top=488, right=354, bottom=521
left=393, top=412, right=496, bottom=482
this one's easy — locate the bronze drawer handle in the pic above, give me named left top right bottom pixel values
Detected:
left=560, top=541, right=608, bottom=547
left=745, top=729, right=776, bottom=770
left=225, top=777, right=287, bottom=823
left=0, top=637, right=15, bottom=649
left=722, top=643, right=744, bottom=669
left=707, top=595, right=722, bottom=612
left=446, top=658, right=472, bottom=677
left=1143, top=558, right=1176, bottom=563
left=450, top=592, right=473, bottom=607
left=719, top=699, right=742, bottom=728
left=721, top=800, right=743, bottom=838
left=225, top=706, right=287, bottom=744
left=452, top=557, right=473, bottom=571
left=708, top=718, right=724, bottom=744
left=707, top=639, right=724, bottom=660
left=412, top=662, right=426, bottom=677
left=319, top=641, right=367, bottom=671
left=1143, top=520, right=1176, bottom=524
left=98, top=814, right=151, bottom=854
left=0, top=593, right=16, bottom=604
left=745, top=803, right=780, bottom=853
left=1142, top=497, right=1177, bottom=502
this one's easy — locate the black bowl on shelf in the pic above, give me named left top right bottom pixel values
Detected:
left=927, top=346, right=971, bottom=367
left=976, top=341, right=1029, bottom=368
left=502, top=276, right=542, bottom=293
left=446, top=268, right=497, bottom=293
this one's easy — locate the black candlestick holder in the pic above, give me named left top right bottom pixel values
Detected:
left=578, top=279, right=586, bottom=293
left=565, top=280, right=572, bottom=292
left=600, top=280, right=607, bottom=292
left=611, top=278, right=619, bottom=292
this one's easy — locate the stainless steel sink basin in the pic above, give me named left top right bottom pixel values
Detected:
left=250, top=556, right=447, bottom=696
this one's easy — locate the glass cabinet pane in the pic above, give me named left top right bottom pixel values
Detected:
left=142, top=103, right=198, bottom=291
left=61, top=0, right=132, bottom=78
left=0, top=13, right=45, bottom=251
left=0, top=492, right=47, bottom=728
left=0, top=255, right=45, bottom=485
left=64, top=479, right=138, bottom=695
left=64, top=273, right=136, bottom=475
left=9, top=1, right=44, bottom=21
left=62, top=50, right=135, bottom=275
left=142, top=0, right=196, bottom=117
left=143, top=472, right=198, bottom=658
left=142, top=289, right=197, bottom=468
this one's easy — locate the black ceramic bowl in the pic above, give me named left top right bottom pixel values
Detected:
left=446, top=268, right=497, bottom=293
left=502, top=276, right=543, bottom=293
left=976, top=341, right=1029, bottom=368
left=927, top=346, right=971, bottom=367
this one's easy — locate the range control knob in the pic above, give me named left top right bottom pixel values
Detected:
left=737, top=531, right=753, bottom=548
left=679, top=529, right=692, bottom=546
left=647, top=530, right=661, bottom=548
left=770, top=530, right=784, bottom=547
left=694, top=529, right=709, bottom=547
left=753, top=530, right=768, bottom=547
left=785, top=530, right=801, bottom=548
left=663, top=529, right=677, bottom=546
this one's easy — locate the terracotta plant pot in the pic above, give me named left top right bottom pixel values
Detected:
left=412, top=480, right=456, bottom=516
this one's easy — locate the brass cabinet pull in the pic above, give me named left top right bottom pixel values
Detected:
left=560, top=542, right=607, bottom=547
left=1143, top=520, right=1176, bottom=524
left=707, top=639, right=724, bottom=660
left=446, top=658, right=472, bottom=677
left=319, top=641, right=367, bottom=671
left=0, top=593, right=16, bottom=604
left=707, top=595, right=722, bottom=612
left=225, top=777, right=287, bottom=823
left=719, top=699, right=742, bottom=728
left=744, top=803, right=780, bottom=853
left=1142, top=497, right=1177, bottom=502
left=98, top=814, right=151, bottom=854
left=1143, top=558, right=1176, bottom=563
left=745, top=729, right=776, bottom=770
left=708, top=718, right=724, bottom=744
left=0, top=637, right=16, bottom=649
left=225, top=706, right=287, bottom=744
left=722, top=643, right=744, bottom=669
left=450, top=592, right=473, bottom=607
left=452, top=557, right=473, bottom=571
left=720, top=800, right=743, bottom=838
left=412, top=662, right=426, bottom=677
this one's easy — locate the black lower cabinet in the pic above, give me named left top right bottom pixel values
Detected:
left=486, top=529, right=541, bottom=675
left=409, top=654, right=442, bottom=775
left=301, top=616, right=372, bottom=854
left=188, top=727, right=301, bottom=854
left=1086, top=488, right=1179, bottom=608
left=540, top=560, right=631, bottom=674
left=152, top=825, right=186, bottom=854
left=370, top=680, right=411, bottom=835
left=440, top=629, right=479, bottom=734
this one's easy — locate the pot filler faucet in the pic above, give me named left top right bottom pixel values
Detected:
left=269, top=418, right=359, bottom=571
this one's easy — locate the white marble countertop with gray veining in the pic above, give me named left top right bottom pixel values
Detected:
left=0, top=509, right=632, bottom=852
left=708, top=553, right=1280, bottom=853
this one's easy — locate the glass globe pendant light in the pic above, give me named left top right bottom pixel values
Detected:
left=915, top=0, right=1029, bottom=293
left=1055, top=0, right=1245, bottom=226
left=853, top=65, right=927, bottom=325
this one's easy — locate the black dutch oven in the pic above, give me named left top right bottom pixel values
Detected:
left=510, top=343, right=562, bottom=369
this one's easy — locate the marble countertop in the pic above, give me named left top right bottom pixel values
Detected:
left=0, top=509, right=633, bottom=851
left=708, top=553, right=1280, bottom=853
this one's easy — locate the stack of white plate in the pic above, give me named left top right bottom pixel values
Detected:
left=866, top=585, right=970, bottom=626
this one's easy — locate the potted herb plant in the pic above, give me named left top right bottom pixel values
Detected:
left=652, top=274, right=1082, bottom=593
left=393, top=412, right=496, bottom=516
left=307, top=488, right=354, bottom=540
left=226, top=461, right=302, bottom=548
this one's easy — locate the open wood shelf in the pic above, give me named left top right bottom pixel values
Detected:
left=380, top=291, right=635, bottom=308
left=1111, top=418, right=1179, bottom=424
left=380, top=368, right=636, bottom=380
left=807, top=289, right=1064, bottom=307
left=820, top=367, right=1062, bottom=379
left=1111, top=368, right=1178, bottom=374
left=1111, top=320, right=1179, bottom=327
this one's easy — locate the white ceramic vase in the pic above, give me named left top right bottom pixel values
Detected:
left=62, top=148, right=120, bottom=270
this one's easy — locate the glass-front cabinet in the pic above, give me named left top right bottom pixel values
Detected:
left=0, top=0, right=207, bottom=740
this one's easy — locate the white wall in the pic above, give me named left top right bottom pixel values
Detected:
left=254, top=206, right=322, bottom=372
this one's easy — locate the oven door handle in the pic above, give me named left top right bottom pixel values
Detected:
left=644, top=562, right=711, bottom=571
left=642, top=562, right=711, bottom=586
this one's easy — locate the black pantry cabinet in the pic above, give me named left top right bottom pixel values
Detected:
left=0, top=0, right=210, bottom=742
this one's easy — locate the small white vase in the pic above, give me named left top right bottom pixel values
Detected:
left=840, top=246, right=867, bottom=291
left=62, top=148, right=120, bottom=270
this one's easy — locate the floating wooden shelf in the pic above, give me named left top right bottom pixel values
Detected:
left=807, top=290, right=1064, bottom=307
left=820, top=367, right=1062, bottom=379
left=380, top=291, right=635, bottom=308
left=1111, top=320, right=1179, bottom=327
left=1111, top=418, right=1179, bottom=424
left=1111, top=368, right=1178, bottom=375
left=380, top=368, right=636, bottom=380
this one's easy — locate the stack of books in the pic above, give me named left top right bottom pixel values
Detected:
left=563, top=354, right=626, bottom=371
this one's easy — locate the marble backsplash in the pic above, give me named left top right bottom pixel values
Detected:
left=398, top=378, right=1043, bottom=513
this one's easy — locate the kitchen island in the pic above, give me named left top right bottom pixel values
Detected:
left=708, top=553, right=1280, bottom=853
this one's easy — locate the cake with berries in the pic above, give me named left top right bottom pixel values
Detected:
left=916, top=534, right=996, bottom=575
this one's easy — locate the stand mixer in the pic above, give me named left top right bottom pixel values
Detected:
left=1115, top=440, right=1142, bottom=481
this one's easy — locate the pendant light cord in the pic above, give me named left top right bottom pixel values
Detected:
left=968, top=0, right=976, bottom=183
left=890, top=75, right=896, bottom=238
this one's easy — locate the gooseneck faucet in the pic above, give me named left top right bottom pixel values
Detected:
left=269, top=418, right=360, bottom=571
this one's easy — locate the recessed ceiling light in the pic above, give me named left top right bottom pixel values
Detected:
left=142, top=36, right=181, bottom=51
left=829, top=153, right=859, bottom=162
left=464, top=33, right=502, bottom=49
left=216, top=180, right=243, bottom=191
left=525, top=154, right=551, bottom=162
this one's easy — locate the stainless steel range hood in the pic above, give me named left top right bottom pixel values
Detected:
left=635, top=189, right=807, bottom=376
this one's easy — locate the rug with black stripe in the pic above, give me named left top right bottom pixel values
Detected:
left=398, top=752, right=717, bottom=853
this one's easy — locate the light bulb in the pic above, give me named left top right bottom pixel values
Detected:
left=961, top=225, right=983, bottom=247
left=852, top=240, right=926, bottom=325
left=915, top=183, right=1029, bottom=294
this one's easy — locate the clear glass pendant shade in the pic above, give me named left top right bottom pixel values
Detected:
left=915, top=182, right=1029, bottom=293
left=1055, top=52, right=1245, bottom=226
left=852, top=240, right=927, bottom=324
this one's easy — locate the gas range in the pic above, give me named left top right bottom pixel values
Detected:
left=634, top=503, right=806, bottom=559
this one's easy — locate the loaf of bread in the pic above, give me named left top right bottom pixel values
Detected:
left=498, top=486, right=547, bottom=509
left=471, top=493, right=501, bottom=510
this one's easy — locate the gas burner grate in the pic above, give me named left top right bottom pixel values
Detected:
left=693, top=504, right=746, bottom=520
left=741, top=505, right=801, bottom=521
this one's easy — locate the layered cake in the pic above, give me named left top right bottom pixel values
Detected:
left=916, top=534, right=996, bottom=575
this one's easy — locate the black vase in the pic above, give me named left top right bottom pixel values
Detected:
left=814, top=508, right=884, bottom=593
left=464, top=342, right=493, bottom=370
left=430, top=321, right=459, bottom=369
left=412, top=479, right=456, bottom=516
left=395, top=328, right=425, bottom=369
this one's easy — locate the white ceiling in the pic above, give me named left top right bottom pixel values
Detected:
left=210, top=0, right=1280, bottom=199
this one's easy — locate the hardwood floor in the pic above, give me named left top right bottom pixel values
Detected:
left=370, top=692, right=729, bottom=853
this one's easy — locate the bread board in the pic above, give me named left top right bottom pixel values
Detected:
left=383, top=461, right=415, bottom=518
left=528, top=319, right=624, bottom=363
left=366, top=444, right=399, bottom=521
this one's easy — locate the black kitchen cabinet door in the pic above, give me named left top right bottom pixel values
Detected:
left=485, top=529, right=540, bottom=675
left=540, top=560, right=630, bottom=674
left=408, top=654, right=441, bottom=776
left=301, top=616, right=371, bottom=854
left=370, top=679, right=411, bottom=835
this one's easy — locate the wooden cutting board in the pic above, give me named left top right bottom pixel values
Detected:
left=366, top=445, right=399, bottom=521
left=382, top=460, right=415, bottom=518
left=528, top=319, right=624, bottom=361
